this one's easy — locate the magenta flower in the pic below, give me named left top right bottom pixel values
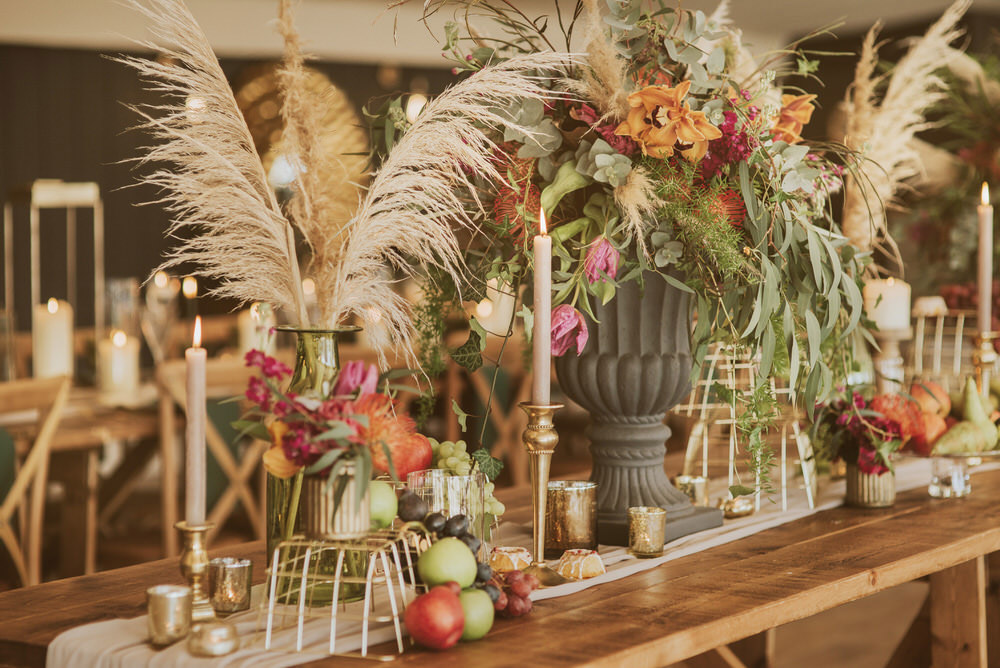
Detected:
left=551, top=305, right=589, bottom=357
left=333, top=360, right=379, bottom=396
left=857, top=447, right=889, bottom=476
left=244, top=349, right=266, bottom=369
left=584, top=239, right=620, bottom=284
left=245, top=376, right=271, bottom=411
left=262, top=357, right=292, bottom=381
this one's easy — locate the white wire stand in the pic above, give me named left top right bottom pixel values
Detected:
left=674, top=345, right=817, bottom=513
left=261, top=525, right=429, bottom=660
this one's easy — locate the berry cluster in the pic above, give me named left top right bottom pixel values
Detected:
left=489, top=570, right=539, bottom=617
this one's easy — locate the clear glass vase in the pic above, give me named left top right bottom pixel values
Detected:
left=264, top=326, right=366, bottom=605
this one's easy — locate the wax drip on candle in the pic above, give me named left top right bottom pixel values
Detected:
left=193, top=315, right=202, bottom=348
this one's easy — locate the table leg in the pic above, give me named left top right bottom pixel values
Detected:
left=987, top=552, right=1000, bottom=668
left=49, top=449, right=99, bottom=577
left=160, top=395, right=178, bottom=556
left=931, top=556, right=987, bottom=668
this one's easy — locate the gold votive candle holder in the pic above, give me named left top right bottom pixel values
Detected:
left=627, top=506, right=666, bottom=558
left=188, top=621, right=240, bottom=657
left=545, top=481, right=598, bottom=558
left=208, top=557, right=252, bottom=614
left=672, top=475, right=709, bottom=506
left=146, top=584, right=192, bottom=646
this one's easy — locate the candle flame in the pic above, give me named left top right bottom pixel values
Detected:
left=153, top=271, right=169, bottom=288
left=886, top=277, right=895, bottom=287
left=182, top=276, right=198, bottom=299
left=47, top=298, right=58, bottom=314
left=983, top=182, right=991, bottom=206
left=476, top=299, right=494, bottom=318
left=112, top=330, right=127, bottom=347
left=302, top=277, right=316, bottom=296
left=539, top=207, right=547, bottom=235
left=193, top=316, right=202, bottom=348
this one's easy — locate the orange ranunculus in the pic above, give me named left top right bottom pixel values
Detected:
left=771, top=93, right=817, bottom=144
left=614, top=81, right=721, bottom=161
left=263, top=421, right=301, bottom=479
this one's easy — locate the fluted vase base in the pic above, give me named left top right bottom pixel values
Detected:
left=589, top=420, right=722, bottom=546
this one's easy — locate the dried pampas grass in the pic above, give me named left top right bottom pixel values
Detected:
left=614, top=167, right=658, bottom=258
left=120, top=0, right=309, bottom=323
left=841, top=0, right=970, bottom=264
left=574, top=0, right=629, bottom=119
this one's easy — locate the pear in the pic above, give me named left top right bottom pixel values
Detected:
left=961, top=377, right=998, bottom=450
left=932, top=421, right=989, bottom=455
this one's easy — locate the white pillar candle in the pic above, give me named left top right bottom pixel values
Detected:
left=863, top=278, right=911, bottom=331
left=532, top=208, right=552, bottom=405
left=475, top=279, right=517, bottom=337
left=32, top=298, right=74, bottom=378
left=185, top=316, right=207, bottom=526
left=978, top=182, right=994, bottom=335
left=237, top=302, right=275, bottom=354
left=97, top=330, right=139, bottom=396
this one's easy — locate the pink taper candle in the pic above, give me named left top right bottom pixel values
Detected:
left=979, top=182, right=994, bottom=336
left=532, top=208, right=552, bottom=404
left=185, top=316, right=207, bottom=525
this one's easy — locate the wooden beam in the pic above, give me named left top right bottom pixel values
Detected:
left=930, top=556, right=987, bottom=668
left=887, top=594, right=930, bottom=668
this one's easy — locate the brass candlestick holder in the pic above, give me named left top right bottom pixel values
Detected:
left=519, top=402, right=570, bottom=587
left=175, top=521, right=216, bottom=622
left=973, top=332, right=998, bottom=395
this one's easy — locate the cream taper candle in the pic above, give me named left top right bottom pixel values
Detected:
left=532, top=208, right=552, bottom=404
left=185, top=316, right=207, bottom=526
left=978, top=182, right=994, bottom=335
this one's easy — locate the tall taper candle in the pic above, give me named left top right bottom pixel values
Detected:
left=185, top=316, right=207, bottom=525
left=979, top=182, right=994, bottom=336
left=532, top=208, right=552, bottom=404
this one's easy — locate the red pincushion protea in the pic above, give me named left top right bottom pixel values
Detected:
left=870, top=393, right=926, bottom=450
left=710, top=189, right=747, bottom=228
left=492, top=180, right=542, bottom=242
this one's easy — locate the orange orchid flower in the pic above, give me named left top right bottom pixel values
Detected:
left=772, top=94, right=817, bottom=144
left=615, top=81, right=720, bottom=161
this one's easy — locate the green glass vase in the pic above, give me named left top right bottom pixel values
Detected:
left=264, top=326, right=366, bottom=605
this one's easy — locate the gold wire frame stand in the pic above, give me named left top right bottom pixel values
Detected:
left=260, top=525, right=429, bottom=661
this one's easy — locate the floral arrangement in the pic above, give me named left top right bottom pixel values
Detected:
left=810, top=390, right=912, bottom=476
left=388, top=0, right=872, bottom=491
left=238, top=352, right=433, bottom=503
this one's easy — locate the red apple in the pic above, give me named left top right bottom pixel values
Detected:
left=403, top=585, right=465, bottom=651
left=372, top=433, right=433, bottom=479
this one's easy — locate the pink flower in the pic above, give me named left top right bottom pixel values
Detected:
left=244, top=349, right=266, bottom=369
left=551, top=305, right=589, bottom=357
left=857, top=447, right=890, bottom=476
left=245, top=376, right=271, bottom=411
left=262, top=356, right=292, bottom=381
left=584, top=238, right=620, bottom=284
left=333, top=360, right=379, bottom=396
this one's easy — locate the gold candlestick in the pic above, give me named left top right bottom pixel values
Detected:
left=519, top=402, right=570, bottom=587
left=176, top=521, right=216, bottom=622
left=974, top=333, right=998, bottom=396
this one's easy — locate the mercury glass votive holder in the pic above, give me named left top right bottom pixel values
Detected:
left=627, top=506, right=666, bottom=558
left=545, top=481, right=598, bottom=558
left=147, top=584, right=192, bottom=646
left=208, top=557, right=252, bottom=614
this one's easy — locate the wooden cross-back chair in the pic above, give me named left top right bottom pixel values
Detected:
left=0, top=375, right=71, bottom=586
left=157, top=355, right=275, bottom=551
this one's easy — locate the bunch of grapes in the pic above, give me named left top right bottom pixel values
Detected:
left=489, top=570, right=539, bottom=617
left=398, top=491, right=495, bottom=586
left=428, top=439, right=507, bottom=518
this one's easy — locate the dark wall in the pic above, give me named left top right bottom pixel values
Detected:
left=0, top=44, right=450, bottom=328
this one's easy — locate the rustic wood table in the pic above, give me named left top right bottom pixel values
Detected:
left=1, top=470, right=999, bottom=668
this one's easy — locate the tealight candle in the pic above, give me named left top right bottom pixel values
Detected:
left=32, top=298, right=74, bottom=378
left=863, top=278, right=911, bottom=331
left=97, top=329, right=140, bottom=396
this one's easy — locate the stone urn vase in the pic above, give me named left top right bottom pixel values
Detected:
left=554, top=273, right=723, bottom=545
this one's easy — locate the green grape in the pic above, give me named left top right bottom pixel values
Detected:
left=484, top=482, right=495, bottom=496
left=455, top=462, right=471, bottom=476
left=453, top=440, right=467, bottom=454
left=439, top=443, right=455, bottom=458
left=486, top=497, right=506, bottom=516
left=445, top=456, right=460, bottom=469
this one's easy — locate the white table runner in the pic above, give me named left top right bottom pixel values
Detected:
left=47, top=457, right=978, bottom=666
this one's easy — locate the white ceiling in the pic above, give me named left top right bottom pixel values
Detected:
left=0, top=0, right=997, bottom=65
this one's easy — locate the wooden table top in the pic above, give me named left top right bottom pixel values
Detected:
left=2, top=470, right=1000, bottom=667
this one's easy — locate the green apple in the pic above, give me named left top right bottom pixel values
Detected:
left=369, top=480, right=398, bottom=530
left=459, top=588, right=494, bottom=641
left=417, top=537, right=477, bottom=589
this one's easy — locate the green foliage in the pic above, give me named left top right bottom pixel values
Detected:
left=470, top=448, right=504, bottom=481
